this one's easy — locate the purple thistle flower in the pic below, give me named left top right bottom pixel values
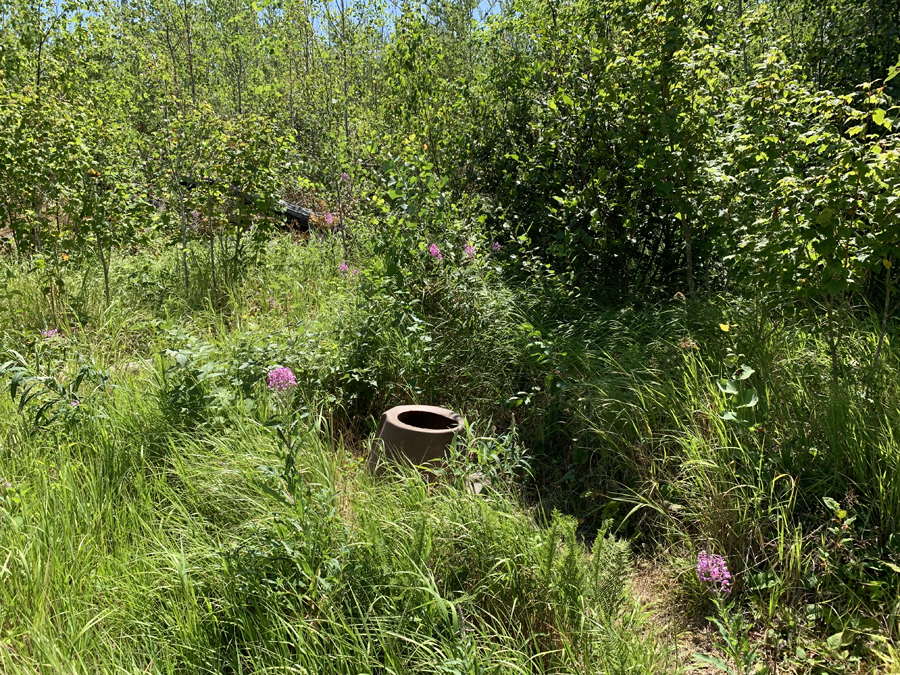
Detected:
left=41, top=328, right=58, bottom=340
left=697, top=551, right=732, bottom=595
left=428, top=243, right=443, bottom=261
left=492, top=241, right=501, bottom=252
left=464, top=244, right=476, bottom=259
left=341, top=172, right=351, bottom=182
left=324, top=213, right=334, bottom=225
left=267, top=367, right=297, bottom=392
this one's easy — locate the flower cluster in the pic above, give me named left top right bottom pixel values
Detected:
left=697, top=551, right=732, bottom=595
left=464, top=244, right=475, bottom=259
left=267, top=366, right=297, bottom=392
left=341, top=172, right=351, bottom=182
left=429, top=243, right=443, bottom=261
left=339, top=262, right=349, bottom=274
left=269, top=297, right=276, bottom=309
left=492, top=241, right=501, bottom=252
left=324, top=212, right=334, bottom=225
left=41, top=328, right=58, bottom=340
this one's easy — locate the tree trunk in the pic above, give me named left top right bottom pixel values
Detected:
left=684, top=212, right=694, bottom=298
left=95, top=230, right=111, bottom=305
left=209, top=231, right=216, bottom=295
left=182, top=0, right=196, bottom=106
left=36, top=35, right=44, bottom=93
left=176, top=191, right=189, bottom=299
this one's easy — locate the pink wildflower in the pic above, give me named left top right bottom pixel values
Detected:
left=339, top=262, right=349, bottom=273
left=492, top=241, right=501, bottom=252
left=267, top=367, right=297, bottom=392
left=324, top=213, right=334, bottom=225
left=697, top=551, right=732, bottom=595
left=41, top=329, right=58, bottom=340
left=464, top=244, right=476, bottom=259
left=428, top=243, right=443, bottom=261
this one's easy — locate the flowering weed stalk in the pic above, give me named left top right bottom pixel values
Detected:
left=694, top=552, right=762, bottom=675
left=267, top=367, right=297, bottom=393
left=697, top=550, right=732, bottom=595
left=267, top=366, right=298, bottom=416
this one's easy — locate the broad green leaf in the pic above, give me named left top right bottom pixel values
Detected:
left=736, top=389, right=758, bottom=408
left=886, top=54, right=900, bottom=82
left=716, top=379, right=739, bottom=396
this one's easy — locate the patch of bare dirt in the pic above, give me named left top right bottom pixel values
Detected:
left=630, top=557, right=722, bottom=674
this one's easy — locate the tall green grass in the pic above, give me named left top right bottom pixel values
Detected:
left=2, top=234, right=899, bottom=671
left=0, top=394, right=671, bottom=673
left=0, top=241, right=675, bottom=673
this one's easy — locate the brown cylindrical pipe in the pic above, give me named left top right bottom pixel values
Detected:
left=368, top=405, right=464, bottom=474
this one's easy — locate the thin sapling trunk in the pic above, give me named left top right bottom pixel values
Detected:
left=95, top=230, right=111, bottom=305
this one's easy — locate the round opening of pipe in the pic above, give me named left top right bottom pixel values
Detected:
left=397, top=410, right=459, bottom=431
